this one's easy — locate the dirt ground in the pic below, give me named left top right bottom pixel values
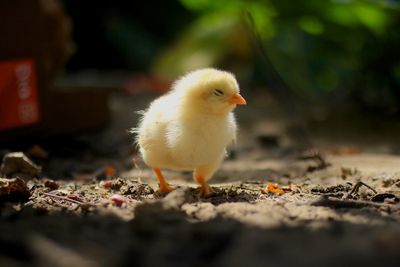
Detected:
left=1, top=92, right=400, bottom=267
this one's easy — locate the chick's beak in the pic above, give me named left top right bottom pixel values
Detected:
left=229, top=93, right=247, bottom=105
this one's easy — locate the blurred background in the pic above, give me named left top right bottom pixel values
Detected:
left=1, top=0, right=400, bottom=154
left=2, top=2, right=400, bottom=266
left=65, top=0, right=400, bottom=112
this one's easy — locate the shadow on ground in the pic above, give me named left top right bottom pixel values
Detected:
left=1, top=197, right=400, bottom=267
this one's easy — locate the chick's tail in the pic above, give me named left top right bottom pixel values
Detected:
left=130, top=110, right=147, bottom=147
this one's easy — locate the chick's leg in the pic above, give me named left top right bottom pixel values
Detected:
left=194, top=175, right=212, bottom=196
left=153, top=168, right=174, bottom=193
left=194, top=164, right=218, bottom=196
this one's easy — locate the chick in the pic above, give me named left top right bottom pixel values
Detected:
left=134, top=68, right=246, bottom=196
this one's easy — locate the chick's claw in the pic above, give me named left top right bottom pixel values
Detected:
left=195, top=184, right=213, bottom=197
left=194, top=175, right=213, bottom=197
left=153, top=168, right=174, bottom=193
left=158, top=183, right=174, bottom=194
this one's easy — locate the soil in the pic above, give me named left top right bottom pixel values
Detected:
left=1, top=91, right=400, bottom=267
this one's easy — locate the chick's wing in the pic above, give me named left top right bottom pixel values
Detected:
left=137, top=95, right=179, bottom=150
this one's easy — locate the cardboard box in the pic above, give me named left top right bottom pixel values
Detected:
left=0, top=59, right=40, bottom=131
left=0, top=0, right=110, bottom=144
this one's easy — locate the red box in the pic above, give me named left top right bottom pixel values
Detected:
left=0, top=59, right=40, bottom=130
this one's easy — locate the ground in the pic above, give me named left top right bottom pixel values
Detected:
left=1, top=91, right=400, bottom=267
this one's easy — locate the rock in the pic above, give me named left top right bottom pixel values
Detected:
left=26, top=145, right=49, bottom=159
left=0, top=152, right=41, bottom=178
left=111, top=194, right=126, bottom=206
left=44, top=179, right=59, bottom=190
left=182, top=202, right=217, bottom=221
left=162, top=187, right=193, bottom=210
left=0, top=177, right=30, bottom=202
left=120, top=181, right=154, bottom=196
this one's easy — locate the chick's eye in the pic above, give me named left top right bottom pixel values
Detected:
left=213, top=89, right=224, bottom=96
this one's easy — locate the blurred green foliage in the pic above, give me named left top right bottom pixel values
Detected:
left=154, top=0, right=400, bottom=112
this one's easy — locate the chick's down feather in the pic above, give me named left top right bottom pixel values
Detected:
left=135, top=68, right=246, bottom=195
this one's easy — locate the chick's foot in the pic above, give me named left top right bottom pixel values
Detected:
left=158, top=184, right=175, bottom=193
left=153, top=168, right=174, bottom=193
left=195, top=176, right=213, bottom=197
left=196, top=184, right=213, bottom=197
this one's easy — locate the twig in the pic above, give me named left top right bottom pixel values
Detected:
left=345, top=181, right=377, bottom=199
left=42, top=192, right=93, bottom=206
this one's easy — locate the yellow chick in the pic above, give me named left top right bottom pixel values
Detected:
left=134, top=68, right=246, bottom=195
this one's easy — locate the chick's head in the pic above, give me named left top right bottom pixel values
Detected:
left=175, top=68, right=246, bottom=115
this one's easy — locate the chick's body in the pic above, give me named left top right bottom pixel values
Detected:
left=139, top=95, right=236, bottom=170
left=136, top=68, right=246, bottom=195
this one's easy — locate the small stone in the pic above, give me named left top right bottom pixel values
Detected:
left=162, top=188, right=192, bottom=210
left=0, top=177, right=30, bottom=202
left=67, top=194, right=81, bottom=201
left=100, top=180, right=113, bottom=188
left=44, top=180, right=59, bottom=190
left=111, top=194, right=126, bottom=206
left=0, top=152, right=41, bottom=178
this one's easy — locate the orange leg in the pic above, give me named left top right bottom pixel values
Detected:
left=153, top=168, right=174, bottom=193
left=195, top=175, right=212, bottom=196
